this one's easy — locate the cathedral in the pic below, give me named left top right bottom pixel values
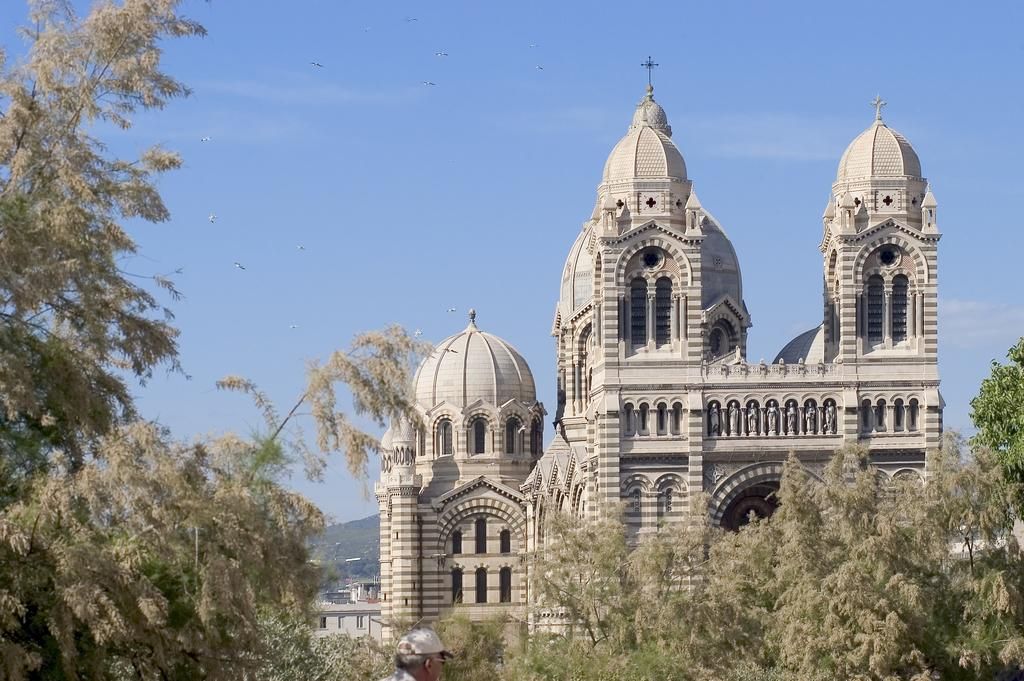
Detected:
left=375, top=83, right=942, bottom=640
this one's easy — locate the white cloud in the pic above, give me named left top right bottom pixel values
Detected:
left=940, top=298, right=1024, bottom=349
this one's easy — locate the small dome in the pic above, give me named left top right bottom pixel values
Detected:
left=559, top=226, right=594, bottom=314
left=602, top=86, right=686, bottom=183
left=414, top=311, right=536, bottom=409
left=836, top=119, right=921, bottom=183
left=774, top=326, right=825, bottom=364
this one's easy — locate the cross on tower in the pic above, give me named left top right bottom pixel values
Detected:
left=641, top=56, right=659, bottom=87
left=871, top=94, right=886, bottom=121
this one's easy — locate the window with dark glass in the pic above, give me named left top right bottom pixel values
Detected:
left=505, top=418, right=520, bottom=454
left=630, top=279, right=647, bottom=345
left=867, top=275, right=884, bottom=343
left=499, top=567, right=512, bottom=603
left=473, top=419, right=486, bottom=454
left=452, top=529, right=462, bottom=555
left=499, top=529, right=511, bottom=554
left=655, top=278, right=672, bottom=345
left=475, top=517, right=487, bottom=554
left=892, top=275, right=908, bottom=343
left=475, top=568, right=487, bottom=603
left=438, top=419, right=453, bottom=456
left=451, top=568, right=463, bottom=603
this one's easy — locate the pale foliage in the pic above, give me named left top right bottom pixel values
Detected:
left=0, top=422, right=324, bottom=681
left=0, top=0, right=203, bottom=468
left=516, top=443, right=1024, bottom=681
left=218, top=324, right=430, bottom=481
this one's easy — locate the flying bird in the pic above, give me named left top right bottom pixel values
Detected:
left=289, top=324, right=299, bottom=329
left=413, top=329, right=423, bottom=337
left=310, top=61, right=324, bottom=68
left=529, top=43, right=537, bottom=48
left=233, top=262, right=246, bottom=270
left=446, top=307, right=456, bottom=312
left=296, top=244, right=306, bottom=251
left=208, top=213, right=217, bottom=223
left=434, top=51, right=448, bottom=57
left=200, top=136, right=211, bottom=142
left=444, top=348, right=459, bottom=354
left=536, top=65, right=544, bottom=70
left=404, top=16, right=418, bottom=22
left=422, top=81, right=436, bottom=86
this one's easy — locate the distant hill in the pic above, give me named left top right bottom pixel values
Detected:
left=310, top=514, right=380, bottom=581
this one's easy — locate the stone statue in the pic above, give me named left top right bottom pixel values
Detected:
left=824, top=402, right=836, bottom=434
left=747, top=406, right=759, bottom=435
left=708, top=404, right=721, bottom=436
left=805, top=405, right=817, bottom=434
left=767, top=403, right=778, bottom=434
left=786, top=403, right=798, bottom=434
left=729, top=403, right=741, bottom=435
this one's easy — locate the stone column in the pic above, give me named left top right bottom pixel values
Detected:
left=883, top=286, right=893, bottom=347
left=670, top=294, right=679, bottom=343
left=646, top=293, right=656, bottom=349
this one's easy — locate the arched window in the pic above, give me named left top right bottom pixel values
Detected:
left=639, top=403, right=649, bottom=435
left=671, top=402, right=682, bottom=435
left=659, top=487, right=674, bottom=520
left=892, top=275, right=909, bottom=343
left=451, top=529, right=462, bottom=555
left=451, top=568, right=463, bottom=603
left=530, top=419, right=543, bottom=455
left=499, top=529, right=511, bottom=554
left=709, top=328, right=724, bottom=357
left=505, top=417, right=521, bottom=454
left=472, top=419, right=487, bottom=454
left=861, top=398, right=873, bottom=432
left=630, top=279, right=647, bottom=345
left=894, top=399, right=905, bottom=431
left=866, top=275, right=884, bottom=343
left=623, top=404, right=635, bottom=436
left=475, top=568, right=487, bottom=604
left=655, top=277, right=672, bottom=345
left=630, top=489, right=641, bottom=515
left=908, top=399, right=920, bottom=431
left=875, top=399, right=887, bottom=431
left=656, top=403, right=667, bottom=435
left=499, top=567, right=512, bottom=603
left=437, top=419, right=453, bottom=457
left=475, top=517, right=487, bottom=554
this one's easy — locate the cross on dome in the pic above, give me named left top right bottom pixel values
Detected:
left=871, top=94, right=886, bottom=122
left=641, top=56, right=659, bottom=87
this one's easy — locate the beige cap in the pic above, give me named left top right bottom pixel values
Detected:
left=396, top=628, right=453, bottom=659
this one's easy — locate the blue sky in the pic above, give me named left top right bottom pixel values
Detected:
left=3, top=0, right=1023, bottom=523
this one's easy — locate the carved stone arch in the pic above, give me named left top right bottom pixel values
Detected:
left=620, top=473, right=653, bottom=494
left=436, top=498, right=527, bottom=553
left=890, top=468, right=925, bottom=486
left=569, top=483, right=586, bottom=518
left=461, top=406, right=498, bottom=429
left=655, top=473, right=686, bottom=493
left=615, top=232, right=693, bottom=286
left=708, top=461, right=822, bottom=530
left=853, top=234, right=929, bottom=287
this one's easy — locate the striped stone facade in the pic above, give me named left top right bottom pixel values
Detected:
left=376, top=86, right=942, bottom=640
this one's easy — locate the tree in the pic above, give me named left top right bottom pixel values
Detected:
left=972, top=338, right=1024, bottom=490
left=0, top=0, right=201, bottom=476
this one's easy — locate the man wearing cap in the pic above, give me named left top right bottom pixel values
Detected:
left=379, top=628, right=453, bottom=681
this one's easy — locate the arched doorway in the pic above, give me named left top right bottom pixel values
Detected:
left=719, top=481, right=779, bottom=531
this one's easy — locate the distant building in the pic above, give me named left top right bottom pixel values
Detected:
left=375, top=84, right=942, bottom=642
left=313, top=601, right=383, bottom=641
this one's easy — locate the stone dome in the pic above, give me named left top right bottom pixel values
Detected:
left=559, top=225, right=594, bottom=315
left=413, top=311, right=537, bottom=409
left=835, top=119, right=921, bottom=183
left=774, top=325, right=825, bottom=364
left=602, top=86, right=687, bottom=183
